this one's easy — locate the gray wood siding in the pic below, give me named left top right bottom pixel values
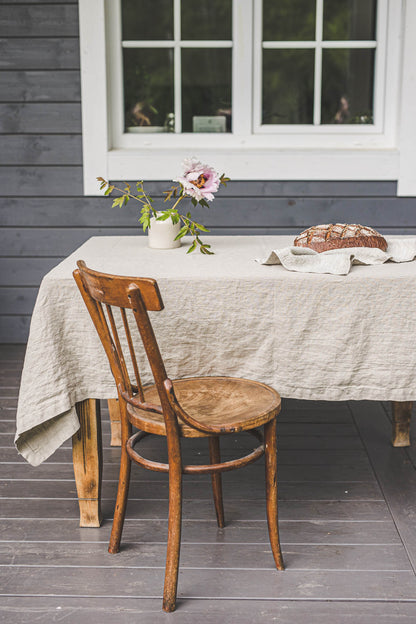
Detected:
left=1, top=1, right=416, bottom=343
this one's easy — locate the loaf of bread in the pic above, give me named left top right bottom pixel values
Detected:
left=293, top=223, right=388, bottom=253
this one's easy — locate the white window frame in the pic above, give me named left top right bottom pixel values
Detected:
left=79, top=0, right=416, bottom=195
left=109, top=0, right=233, bottom=137
left=253, top=0, right=385, bottom=133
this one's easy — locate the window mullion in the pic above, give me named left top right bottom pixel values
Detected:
left=313, top=0, right=323, bottom=126
left=262, top=41, right=316, bottom=49
left=231, top=0, right=254, bottom=135
left=107, top=0, right=124, bottom=144
left=174, top=0, right=181, bottom=133
left=251, top=0, right=263, bottom=133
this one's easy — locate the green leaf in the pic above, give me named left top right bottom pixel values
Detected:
left=187, top=240, right=197, bottom=254
left=139, top=213, right=150, bottom=232
left=199, top=198, right=209, bottom=208
left=157, top=212, right=172, bottom=221
left=191, top=197, right=197, bottom=207
left=111, top=196, right=124, bottom=208
left=174, top=226, right=188, bottom=240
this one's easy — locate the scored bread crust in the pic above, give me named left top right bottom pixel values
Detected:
left=293, top=223, right=388, bottom=253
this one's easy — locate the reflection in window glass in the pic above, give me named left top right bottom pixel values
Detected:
left=122, top=0, right=173, bottom=41
left=182, top=48, right=232, bottom=133
left=262, top=50, right=314, bottom=124
left=321, top=49, right=374, bottom=124
left=323, top=0, right=377, bottom=40
left=263, top=0, right=316, bottom=41
left=123, top=48, right=174, bottom=131
left=181, top=0, right=232, bottom=40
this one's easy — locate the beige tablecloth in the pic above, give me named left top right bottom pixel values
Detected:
left=15, top=235, right=416, bottom=465
left=259, top=237, right=416, bottom=275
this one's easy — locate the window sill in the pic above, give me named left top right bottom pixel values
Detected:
left=82, top=146, right=401, bottom=194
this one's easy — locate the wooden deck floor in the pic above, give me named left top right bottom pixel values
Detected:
left=2, top=345, right=416, bottom=622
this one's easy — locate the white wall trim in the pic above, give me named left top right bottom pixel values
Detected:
left=78, top=0, right=110, bottom=195
left=108, top=148, right=399, bottom=182
left=397, top=0, right=416, bottom=196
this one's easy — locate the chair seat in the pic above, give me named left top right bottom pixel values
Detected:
left=126, top=376, right=281, bottom=438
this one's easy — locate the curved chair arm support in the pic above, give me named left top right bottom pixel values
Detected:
left=119, top=388, right=164, bottom=416
left=163, top=379, right=244, bottom=435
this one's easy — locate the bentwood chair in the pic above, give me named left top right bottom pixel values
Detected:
left=73, top=261, right=284, bottom=612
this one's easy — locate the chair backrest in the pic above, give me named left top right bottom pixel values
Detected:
left=73, top=260, right=172, bottom=414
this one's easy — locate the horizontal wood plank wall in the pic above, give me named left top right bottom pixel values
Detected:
left=1, top=1, right=416, bottom=342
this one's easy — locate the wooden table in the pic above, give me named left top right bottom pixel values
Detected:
left=15, top=236, right=416, bottom=527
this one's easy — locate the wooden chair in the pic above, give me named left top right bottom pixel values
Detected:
left=73, top=260, right=284, bottom=612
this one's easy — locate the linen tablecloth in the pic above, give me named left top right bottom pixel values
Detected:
left=15, top=235, right=416, bottom=465
left=259, top=237, right=416, bottom=275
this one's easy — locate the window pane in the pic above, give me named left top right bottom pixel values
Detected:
left=263, top=0, right=316, bottom=41
left=262, top=50, right=314, bottom=124
left=323, top=0, right=377, bottom=40
left=122, top=0, right=173, bottom=41
left=182, top=49, right=232, bottom=133
left=321, top=49, right=374, bottom=124
left=181, top=0, right=232, bottom=40
left=123, top=48, right=174, bottom=131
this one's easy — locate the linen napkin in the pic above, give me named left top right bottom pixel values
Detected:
left=258, top=237, right=416, bottom=275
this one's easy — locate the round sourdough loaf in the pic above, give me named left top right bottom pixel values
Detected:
left=293, top=223, right=388, bottom=253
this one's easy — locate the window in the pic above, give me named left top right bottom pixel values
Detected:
left=79, top=0, right=416, bottom=194
left=120, top=0, right=232, bottom=134
left=256, top=0, right=378, bottom=129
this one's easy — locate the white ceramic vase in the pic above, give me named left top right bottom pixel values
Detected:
left=147, top=213, right=181, bottom=249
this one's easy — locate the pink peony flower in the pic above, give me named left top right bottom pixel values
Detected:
left=175, top=157, right=220, bottom=202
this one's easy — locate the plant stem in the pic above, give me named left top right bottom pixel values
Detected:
left=109, top=182, right=155, bottom=213
left=170, top=194, right=184, bottom=212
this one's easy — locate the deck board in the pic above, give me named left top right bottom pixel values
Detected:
left=1, top=597, right=416, bottom=624
left=1, top=346, right=416, bottom=622
left=1, top=566, right=415, bottom=600
left=0, top=518, right=403, bottom=545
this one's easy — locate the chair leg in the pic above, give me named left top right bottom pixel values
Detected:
left=264, top=418, right=284, bottom=571
left=209, top=436, right=225, bottom=528
left=163, top=458, right=183, bottom=613
left=108, top=415, right=132, bottom=554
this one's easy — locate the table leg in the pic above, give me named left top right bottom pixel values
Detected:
left=72, top=399, right=103, bottom=527
left=108, top=398, right=122, bottom=446
left=392, top=401, right=413, bottom=447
